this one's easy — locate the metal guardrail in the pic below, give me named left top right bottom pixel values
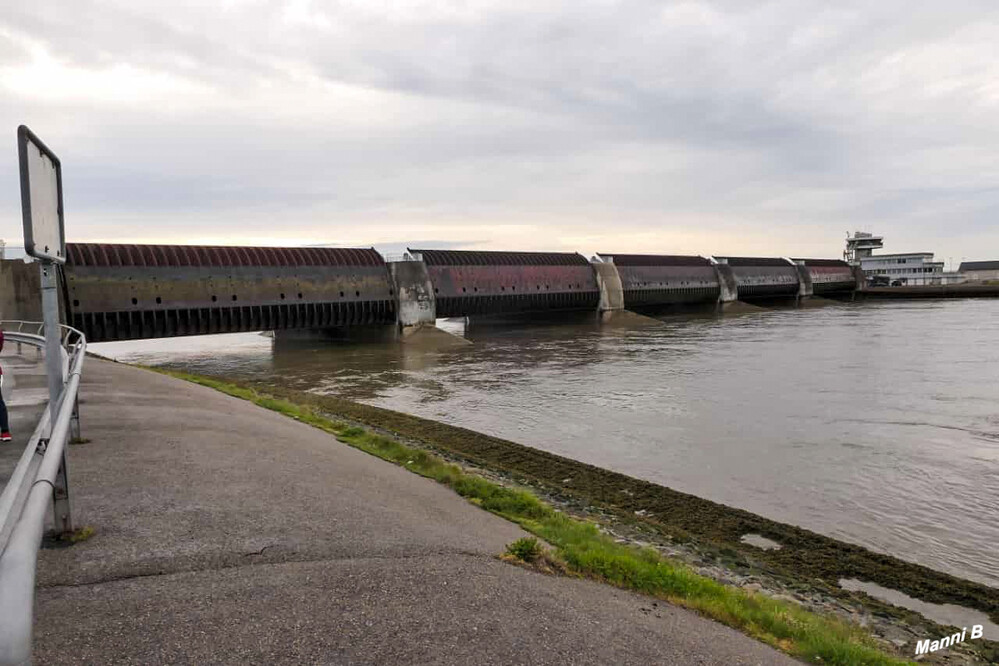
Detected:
left=0, top=320, right=86, bottom=666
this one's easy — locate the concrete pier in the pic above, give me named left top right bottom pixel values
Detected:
left=592, top=261, right=625, bottom=321
left=387, top=259, right=468, bottom=346
left=25, top=360, right=795, bottom=665
left=710, top=261, right=742, bottom=312
left=789, top=259, right=814, bottom=303
left=389, top=259, right=436, bottom=333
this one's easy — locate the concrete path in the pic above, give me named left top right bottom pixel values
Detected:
left=33, top=359, right=798, bottom=665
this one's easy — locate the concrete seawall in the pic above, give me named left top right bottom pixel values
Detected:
left=860, top=284, right=999, bottom=299
left=0, top=260, right=43, bottom=321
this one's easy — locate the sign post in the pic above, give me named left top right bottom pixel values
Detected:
left=17, top=125, right=73, bottom=534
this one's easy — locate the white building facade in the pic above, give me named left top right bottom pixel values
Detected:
left=844, top=232, right=964, bottom=286
left=860, top=252, right=963, bottom=285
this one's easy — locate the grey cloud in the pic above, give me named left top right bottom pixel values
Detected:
left=3, top=2, right=234, bottom=71
left=1, top=1, right=998, bottom=260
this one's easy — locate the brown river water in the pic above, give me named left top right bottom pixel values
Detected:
left=92, top=299, right=999, bottom=589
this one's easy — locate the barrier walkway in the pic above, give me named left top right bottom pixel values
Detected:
left=29, top=359, right=795, bottom=665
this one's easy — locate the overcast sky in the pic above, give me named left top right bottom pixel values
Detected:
left=2, top=1, right=998, bottom=264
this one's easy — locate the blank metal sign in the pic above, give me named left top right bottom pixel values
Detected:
left=17, top=125, right=65, bottom=263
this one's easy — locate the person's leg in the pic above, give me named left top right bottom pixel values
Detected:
left=0, top=396, right=9, bottom=435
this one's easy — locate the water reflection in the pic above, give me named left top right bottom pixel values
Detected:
left=840, top=579, right=999, bottom=640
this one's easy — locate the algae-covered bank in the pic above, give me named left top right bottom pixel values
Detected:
left=152, top=367, right=998, bottom=665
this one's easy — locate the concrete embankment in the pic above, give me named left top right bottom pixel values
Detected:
left=32, top=359, right=796, bottom=665
left=860, top=284, right=999, bottom=299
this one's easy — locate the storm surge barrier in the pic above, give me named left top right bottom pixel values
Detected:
left=44, top=243, right=861, bottom=342
left=63, top=243, right=397, bottom=342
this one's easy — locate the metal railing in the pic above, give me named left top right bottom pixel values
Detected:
left=0, top=320, right=86, bottom=666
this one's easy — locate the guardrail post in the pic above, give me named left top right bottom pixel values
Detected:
left=70, top=395, right=81, bottom=442
left=51, top=454, right=73, bottom=534
left=40, top=263, right=73, bottom=535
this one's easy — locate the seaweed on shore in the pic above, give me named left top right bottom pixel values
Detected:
left=245, top=380, right=999, bottom=626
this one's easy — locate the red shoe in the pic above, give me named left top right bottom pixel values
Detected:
left=0, top=432, right=11, bottom=442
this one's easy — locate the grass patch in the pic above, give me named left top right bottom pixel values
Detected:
left=507, top=536, right=543, bottom=563
left=153, top=367, right=912, bottom=665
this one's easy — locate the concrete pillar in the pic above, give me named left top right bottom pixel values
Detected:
left=710, top=260, right=739, bottom=305
left=387, top=260, right=469, bottom=346
left=592, top=261, right=624, bottom=321
left=788, top=259, right=813, bottom=302
left=707, top=259, right=769, bottom=313
left=388, top=260, right=436, bottom=335
left=589, top=260, right=663, bottom=326
left=851, top=265, right=866, bottom=290
left=846, top=264, right=865, bottom=301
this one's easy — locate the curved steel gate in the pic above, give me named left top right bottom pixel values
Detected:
left=62, top=243, right=396, bottom=341
left=714, top=256, right=800, bottom=299
left=410, top=249, right=599, bottom=318
left=793, top=258, right=856, bottom=295
left=596, top=254, right=720, bottom=308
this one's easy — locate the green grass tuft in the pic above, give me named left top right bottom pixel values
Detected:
left=507, top=537, right=543, bottom=563
left=152, top=367, right=913, bottom=666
